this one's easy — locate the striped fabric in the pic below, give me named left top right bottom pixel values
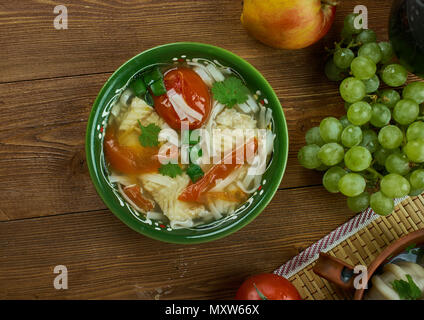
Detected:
left=274, top=197, right=407, bottom=279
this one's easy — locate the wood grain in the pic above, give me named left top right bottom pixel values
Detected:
left=0, top=185, right=354, bottom=300
left=0, top=70, right=344, bottom=220
left=0, top=0, right=390, bottom=83
left=0, top=0, right=419, bottom=300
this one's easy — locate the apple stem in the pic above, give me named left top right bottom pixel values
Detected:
left=322, top=0, right=339, bottom=6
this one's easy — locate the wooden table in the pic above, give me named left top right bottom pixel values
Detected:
left=0, top=0, right=398, bottom=299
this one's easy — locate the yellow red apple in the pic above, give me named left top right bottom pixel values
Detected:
left=241, top=0, right=337, bottom=50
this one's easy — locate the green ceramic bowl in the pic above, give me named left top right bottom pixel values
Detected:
left=86, top=42, right=288, bottom=244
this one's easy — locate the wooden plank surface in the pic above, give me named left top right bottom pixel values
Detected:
left=0, top=186, right=354, bottom=299
left=0, top=0, right=416, bottom=300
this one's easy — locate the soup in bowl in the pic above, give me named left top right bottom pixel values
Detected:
left=86, top=43, right=288, bottom=244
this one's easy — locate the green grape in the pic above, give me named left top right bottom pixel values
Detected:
left=341, top=125, right=362, bottom=147
left=393, top=99, right=419, bottom=125
left=362, top=74, right=380, bottom=94
left=360, top=129, right=379, bottom=153
left=298, top=145, right=322, bottom=169
left=377, top=89, right=400, bottom=108
left=378, top=41, right=394, bottom=64
left=410, top=169, right=424, bottom=190
left=378, top=125, right=404, bottom=149
left=318, top=143, right=345, bottom=166
left=341, top=27, right=354, bottom=44
left=356, top=29, right=377, bottom=44
left=402, top=82, right=424, bottom=104
left=339, top=115, right=352, bottom=128
left=344, top=13, right=362, bottom=35
left=340, top=77, right=366, bottom=103
left=344, top=102, right=352, bottom=111
left=347, top=192, right=370, bottom=212
left=406, top=122, right=424, bottom=141
left=344, top=146, right=372, bottom=172
left=316, top=164, right=330, bottom=172
left=347, top=101, right=372, bottom=125
left=305, top=127, right=325, bottom=146
left=325, top=59, right=346, bottom=82
left=385, top=153, right=411, bottom=176
left=380, top=173, right=411, bottom=198
left=323, top=167, right=347, bottom=193
left=370, top=103, right=391, bottom=127
left=370, top=191, right=394, bottom=216
left=404, top=139, right=424, bottom=163
left=351, top=56, right=377, bottom=80
left=374, top=147, right=399, bottom=166
left=319, top=117, right=343, bottom=143
left=338, top=173, right=366, bottom=197
left=381, top=64, right=408, bottom=87
left=334, top=48, right=355, bottom=69
left=358, top=42, right=382, bottom=64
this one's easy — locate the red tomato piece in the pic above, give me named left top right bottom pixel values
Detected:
left=178, top=138, right=258, bottom=203
left=235, top=273, right=302, bottom=300
left=153, top=68, right=211, bottom=130
left=123, top=185, right=154, bottom=212
left=103, top=128, right=160, bottom=175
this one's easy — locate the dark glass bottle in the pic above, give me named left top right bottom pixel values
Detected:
left=389, top=0, right=424, bottom=78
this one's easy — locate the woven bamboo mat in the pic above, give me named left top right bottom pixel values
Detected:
left=288, top=195, right=424, bottom=300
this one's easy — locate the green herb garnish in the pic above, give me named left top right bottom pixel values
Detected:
left=253, top=283, right=268, bottom=300
left=391, top=274, right=422, bottom=300
left=159, top=163, right=183, bottom=178
left=405, top=243, right=417, bottom=254
left=138, top=121, right=160, bottom=147
left=211, top=76, right=249, bottom=108
left=186, top=163, right=204, bottom=183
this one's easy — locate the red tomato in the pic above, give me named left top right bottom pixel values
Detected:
left=104, top=128, right=160, bottom=174
left=153, top=68, right=211, bottom=130
left=235, top=274, right=302, bottom=300
left=123, top=185, right=154, bottom=212
left=178, top=138, right=258, bottom=203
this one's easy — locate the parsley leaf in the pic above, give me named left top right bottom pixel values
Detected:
left=211, top=76, right=249, bottom=108
left=186, top=163, right=204, bottom=183
left=405, top=243, right=417, bottom=254
left=391, top=274, right=422, bottom=300
left=159, top=163, right=183, bottom=178
left=138, top=121, right=160, bottom=147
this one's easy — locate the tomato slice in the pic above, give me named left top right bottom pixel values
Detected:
left=153, top=68, right=211, bottom=130
left=123, top=185, right=154, bottom=212
left=178, top=138, right=258, bottom=202
left=104, top=128, right=160, bottom=174
left=235, top=274, right=302, bottom=300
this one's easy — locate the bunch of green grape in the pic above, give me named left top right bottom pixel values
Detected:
left=298, top=13, right=424, bottom=216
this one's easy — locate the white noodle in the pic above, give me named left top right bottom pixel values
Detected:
left=235, top=102, right=251, bottom=114
left=120, top=88, right=133, bottom=106
left=237, top=175, right=261, bottom=194
left=206, top=63, right=225, bottom=82
left=166, top=89, right=187, bottom=120
left=265, top=108, right=273, bottom=126
left=193, top=66, right=214, bottom=87
left=210, top=167, right=243, bottom=192
left=266, top=131, right=276, bottom=156
left=206, top=101, right=224, bottom=132
left=246, top=95, right=259, bottom=113
left=167, top=89, right=203, bottom=121
left=258, top=106, right=267, bottom=129
left=146, top=211, right=166, bottom=220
